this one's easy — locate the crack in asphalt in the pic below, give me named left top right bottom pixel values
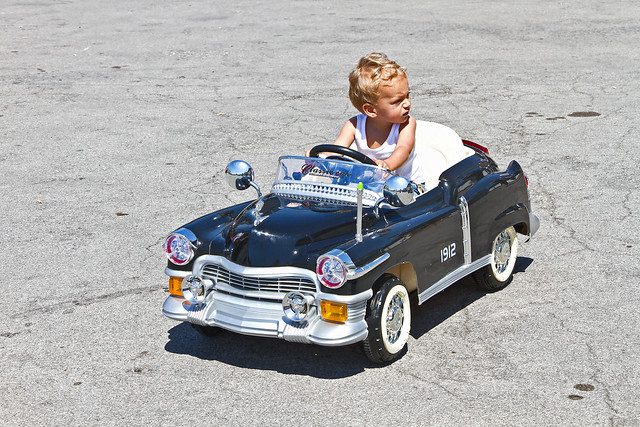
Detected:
left=535, top=178, right=595, bottom=256
left=11, top=285, right=159, bottom=319
left=547, top=311, right=594, bottom=338
left=586, top=341, right=620, bottom=417
left=393, top=366, right=458, bottom=401
left=619, top=190, right=633, bottom=222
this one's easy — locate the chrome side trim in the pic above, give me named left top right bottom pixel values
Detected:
left=348, top=253, right=390, bottom=280
left=459, top=196, right=471, bottom=265
left=192, top=255, right=320, bottom=292
left=165, top=267, right=192, bottom=278
left=418, top=255, right=491, bottom=304
left=325, top=249, right=390, bottom=281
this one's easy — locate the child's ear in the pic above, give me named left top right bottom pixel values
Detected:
left=362, top=103, right=377, bottom=118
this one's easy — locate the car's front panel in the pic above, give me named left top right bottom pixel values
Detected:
left=162, top=255, right=372, bottom=346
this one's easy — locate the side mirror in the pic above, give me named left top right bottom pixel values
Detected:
left=383, top=176, right=414, bottom=207
left=225, top=160, right=262, bottom=197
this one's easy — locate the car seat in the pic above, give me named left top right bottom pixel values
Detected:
left=414, top=121, right=475, bottom=191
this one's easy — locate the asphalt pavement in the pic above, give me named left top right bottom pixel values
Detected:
left=1, top=0, right=639, bottom=425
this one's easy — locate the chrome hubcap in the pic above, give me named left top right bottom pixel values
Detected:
left=493, top=230, right=512, bottom=274
left=386, top=294, right=404, bottom=344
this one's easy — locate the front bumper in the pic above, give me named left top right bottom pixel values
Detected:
left=162, top=281, right=372, bottom=347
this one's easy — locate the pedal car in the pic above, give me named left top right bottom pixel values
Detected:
left=161, top=121, right=540, bottom=363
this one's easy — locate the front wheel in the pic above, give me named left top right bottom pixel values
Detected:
left=362, top=275, right=411, bottom=364
left=474, top=226, right=519, bottom=291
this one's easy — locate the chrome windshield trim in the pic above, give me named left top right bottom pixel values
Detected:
left=165, top=267, right=191, bottom=278
left=325, top=249, right=390, bottom=281
left=271, top=182, right=379, bottom=206
left=192, top=255, right=320, bottom=291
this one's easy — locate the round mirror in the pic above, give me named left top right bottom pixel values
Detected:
left=225, top=160, right=254, bottom=191
left=383, top=175, right=414, bottom=207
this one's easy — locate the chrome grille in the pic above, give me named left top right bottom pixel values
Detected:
left=201, top=264, right=317, bottom=301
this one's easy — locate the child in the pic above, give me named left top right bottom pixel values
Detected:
left=333, top=52, right=425, bottom=185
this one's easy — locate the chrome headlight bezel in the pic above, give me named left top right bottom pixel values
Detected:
left=316, top=255, right=348, bottom=289
left=163, top=229, right=196, bottom=266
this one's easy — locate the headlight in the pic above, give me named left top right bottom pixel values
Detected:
left=163, top=233, right=194, bottom=265
left=316, top=255, right=347, bottom=289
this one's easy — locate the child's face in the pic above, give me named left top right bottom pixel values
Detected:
left=370, top=74, right=411, bottom=124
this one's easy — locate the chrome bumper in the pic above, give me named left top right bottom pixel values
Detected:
left=162, top=288, right=372, bottom=347
left=529, top=212, right=540, bottom=238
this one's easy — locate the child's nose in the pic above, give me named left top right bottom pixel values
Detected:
left=403, top=98, right=411, bottom=109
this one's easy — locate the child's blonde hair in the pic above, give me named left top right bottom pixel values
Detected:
left=348, top=52, right=407, bottom=113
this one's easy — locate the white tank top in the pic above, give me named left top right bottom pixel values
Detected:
left=353, top=114, right=425, bottom=183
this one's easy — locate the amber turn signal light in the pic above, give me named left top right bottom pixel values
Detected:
left=168, top=276, right=184, bottom=297
left=320, top=300, right=348, bottom=323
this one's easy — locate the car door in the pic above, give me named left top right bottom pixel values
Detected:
left=407, top=185, right=465, bottom=301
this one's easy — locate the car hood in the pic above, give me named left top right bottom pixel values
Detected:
left=209, top=194, right=364, bottom=268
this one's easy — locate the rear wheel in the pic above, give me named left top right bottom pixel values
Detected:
left=362, top=275, right=411, bottom=364
left=474, top=226, right=519, bottom=291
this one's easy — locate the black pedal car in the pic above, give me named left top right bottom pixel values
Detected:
left=161, top=121, right=539, bottom=363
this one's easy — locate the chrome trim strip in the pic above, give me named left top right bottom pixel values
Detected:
left=348, top=253, right=390, bottom=280
left=418, top=255, right=491, bottom=304
left=325, top=249, right=390, bottom=281
left=316, top=288, right=373, bottom=305
left=165, top=267, right=191, bottom=278
left=192, top=255, right=320, bottom=292
left=173, top=227, right=197, bottom=242
left=459, top=196, right=472, bottom=265
left=272, top=181, right=379, bottom=206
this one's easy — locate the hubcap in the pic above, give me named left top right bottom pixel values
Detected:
left=386, top=294, right=404, bottom=344
left=493, top=230, right=512, bottom=274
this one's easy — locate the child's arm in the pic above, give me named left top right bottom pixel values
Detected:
left=379, top=117, right=416, bottom=171
left=333, top=117, right=357, bottom=147
left=305, top=118, right=356, bottom=156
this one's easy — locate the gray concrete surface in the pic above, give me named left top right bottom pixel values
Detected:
left=1, top=0, right=639, bottom=425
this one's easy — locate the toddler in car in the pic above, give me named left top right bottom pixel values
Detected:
left=332, top=52, right=426, bottom=185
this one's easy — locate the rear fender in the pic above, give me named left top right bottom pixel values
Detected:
left=485, top=203, right=531, bottom=253
left=467, top=160, right=532, bottom=257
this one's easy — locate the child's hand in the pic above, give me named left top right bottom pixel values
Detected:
left=374, top=159, right=389, bottom=170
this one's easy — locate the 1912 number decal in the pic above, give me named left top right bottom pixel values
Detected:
left=440, top=243, right=456, bottom=263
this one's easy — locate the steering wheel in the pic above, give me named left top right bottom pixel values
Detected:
left=308, top=144, right=377, bottom=166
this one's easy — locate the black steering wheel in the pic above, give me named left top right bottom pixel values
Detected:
left=308, top=144, right=377, bottom=166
